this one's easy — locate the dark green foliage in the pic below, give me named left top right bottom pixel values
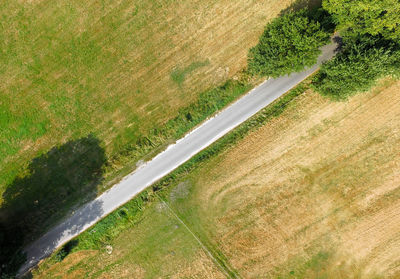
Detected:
left=323, top=0, right=400, bottom=41
left=312, top=35, right=400, bottom=100
left=248, top=9, right=330, bottom=77
left=315, top=0, right=400, bottom=100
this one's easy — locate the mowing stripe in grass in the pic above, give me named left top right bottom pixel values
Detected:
left=155, top=192, right=241, bottom=279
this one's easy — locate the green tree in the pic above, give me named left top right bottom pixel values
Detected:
left=312, top=35, right=400, bottom=100
left=323, top=0, right=400, bottom=40
left=248, top=9, right=330, bottom=77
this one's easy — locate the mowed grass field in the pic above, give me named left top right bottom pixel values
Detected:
left=0, top=1, right=296, bottom=212
left=33, top=80, right=400, bottom=278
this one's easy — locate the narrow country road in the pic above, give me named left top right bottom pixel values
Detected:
left=19, top=39, right=338, bottom=276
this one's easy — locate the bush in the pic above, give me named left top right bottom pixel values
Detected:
left=248, top=9, right=330, bottom=78
left=312, top=35, right=400, bottom=100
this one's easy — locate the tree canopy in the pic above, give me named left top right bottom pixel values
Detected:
left=323, top=0, right=400, bottom=40
left=312, top=35, right=400, bottom=100
left=248, top=9, right=330, bottom=77
left=311, top=1, right=400, bottom=100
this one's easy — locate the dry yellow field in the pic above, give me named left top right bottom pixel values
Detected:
left=189, top=79, right=400, bottom=278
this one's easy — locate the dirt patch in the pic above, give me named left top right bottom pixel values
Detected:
left=102, top=262, right=146, bottom=279
left=171, top=249, right=225, bottom=279
left=37, top=250, right=97, bottom=278
left=170, top=181, right=192, bottom=202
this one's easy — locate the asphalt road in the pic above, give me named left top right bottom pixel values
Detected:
left=19, top=40, right=338, bottom=276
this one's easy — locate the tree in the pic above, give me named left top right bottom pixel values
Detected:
left=312, top=35, right=400, bottom=100
left=248, top=9, right=330, bottom=77
left=323, top=0, right=400, bottom=41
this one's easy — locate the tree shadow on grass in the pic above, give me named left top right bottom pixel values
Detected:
left=279, top=0, right=322, bottom=15
left=0, top=134, right=107, bottom=276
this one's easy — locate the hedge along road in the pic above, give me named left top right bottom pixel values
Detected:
left=19, top=38, right=338, bottom=276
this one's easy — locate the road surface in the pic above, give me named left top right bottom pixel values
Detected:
left=19, top=39, right=338, bottom=276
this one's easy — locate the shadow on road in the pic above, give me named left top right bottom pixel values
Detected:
left=0, top=134, right=107, bottom=276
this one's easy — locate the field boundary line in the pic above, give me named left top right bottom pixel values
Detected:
left=155, top=192, right=240, bottom=279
